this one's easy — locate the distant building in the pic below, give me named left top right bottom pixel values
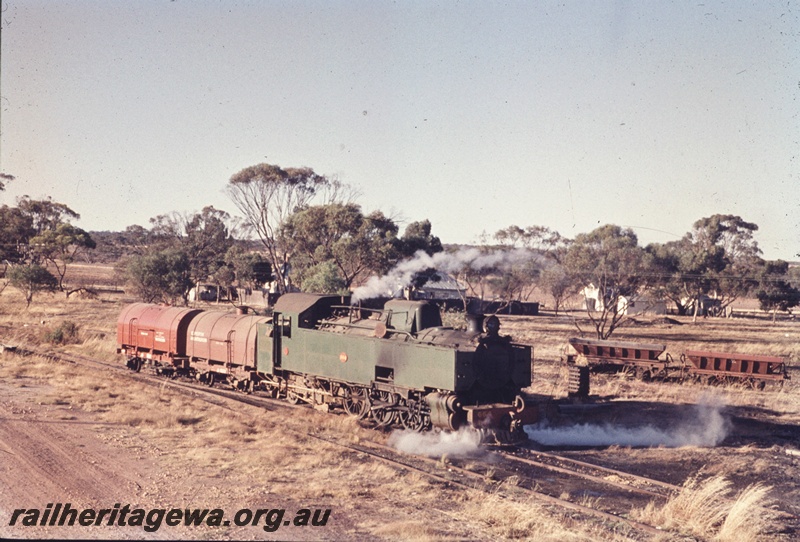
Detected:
left=681, top=295, right=723, bottom=316
left=409, top=273, right=466, bottom=301
left=620, top=295, right=667, bottom=316
left=188, top=283, right=220, bottom=302
left=581, top=283, right=666, bottom=315
left=189, top=282, right=239, bottom=303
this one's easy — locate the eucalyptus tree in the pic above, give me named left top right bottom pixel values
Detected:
left=397, top=220, right=443, bottom=258
left=29, top=223, right=97, bottom=292
left=280, top=202, right=399, bottom=291
left=493, top=225, right=572, bottom=313
left=564, top=225, right=648, bottom=339
left=689, top=214, right=763, bottom=311
left=5, top=197, right=95, bottom=297
left=120, top=207, right=235, bottom=303
left=7, top=264, right=58, bottom=307
left=648, top=215, right=763, bottom=320
left=755, top=260, right=800, bottom=322
left=226, top=163, right=330, bottom=293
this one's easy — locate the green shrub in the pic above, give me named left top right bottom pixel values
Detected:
left=42, top=321, right=80, bottom=345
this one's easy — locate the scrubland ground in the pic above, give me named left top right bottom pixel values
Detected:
left=0, top=284, right=798, bottom=541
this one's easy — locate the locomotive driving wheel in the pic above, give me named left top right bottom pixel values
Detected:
left=398, top=399, right=427, bottom=432
left=342, top=386, right=369, bottom=419
left=371, top=406, right=396, bottom=428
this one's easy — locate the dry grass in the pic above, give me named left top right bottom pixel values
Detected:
left=463, top=486, right=631, bottom=542
left=632, top=474, right=779, bottom=541
left=372, top=520, right=447, bottom=541
left=716, top=483, right=776, bottom=542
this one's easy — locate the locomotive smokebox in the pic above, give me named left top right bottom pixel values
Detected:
left=465, top=314, right=485, bottom=333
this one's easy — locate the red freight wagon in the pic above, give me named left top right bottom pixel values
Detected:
left=116, top=303, right=202, bottom=364
left=184, top=310, right=270, bottom=375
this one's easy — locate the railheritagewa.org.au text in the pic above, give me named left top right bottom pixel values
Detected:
left=8, top=503, right=331, bottom=533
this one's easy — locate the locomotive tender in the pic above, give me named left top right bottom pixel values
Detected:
left=117, top=293, right=537, bottom=435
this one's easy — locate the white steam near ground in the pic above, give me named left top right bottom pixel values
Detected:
left=388, top=396, right=729, bottom=456
left=388, top=427, right=483, bottom=458
left=525, top=394, right=730, bottom=447
left=351, top=247, right=541, bottom=302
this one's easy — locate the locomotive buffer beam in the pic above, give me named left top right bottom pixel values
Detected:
left=462, top=396, right=539, bottom=432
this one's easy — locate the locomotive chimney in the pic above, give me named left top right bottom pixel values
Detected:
left=237, top=306, right=249, bottom=315
left=465, top=314, right=485, bottom=333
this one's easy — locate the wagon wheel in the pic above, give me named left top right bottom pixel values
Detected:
left=342, top=387, right=369, bottom=419
left=127, top=357, right=142, bottom=372
left=205, top=373, right=215, bottom=387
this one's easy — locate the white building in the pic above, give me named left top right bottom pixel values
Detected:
left=581, top=283, right=666, bottom=315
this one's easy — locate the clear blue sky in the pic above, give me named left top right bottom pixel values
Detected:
left=1, top=1, right=798, bottom=260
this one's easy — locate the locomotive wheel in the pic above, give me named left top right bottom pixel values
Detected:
left=371, top=407, right=396, bottom=428
left=376, top=390, right=397, bottom=405
left=342, top=387, right=369, bottom=419
left=398, top=400, right=425, bottom=431
left=287, top=390, right=303, bottom=404
left=397, top=408, right=413, bottom=430
left=399, top=411, right=425, bottom=432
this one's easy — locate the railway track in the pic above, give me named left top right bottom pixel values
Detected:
left=1, top=341, right=686, bottom=539
left=306, top=432, right=664, bottom=539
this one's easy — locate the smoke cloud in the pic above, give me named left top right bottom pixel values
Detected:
left=388, top=427, right=483, bottom=458
left=352, top=247, right=539, bottom=302
left=525, top=395, right=730, bottom=448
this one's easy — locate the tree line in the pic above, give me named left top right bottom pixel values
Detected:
left=0, top=175, right=96, bottom=305
left=1, top=166, right=798, bottom=339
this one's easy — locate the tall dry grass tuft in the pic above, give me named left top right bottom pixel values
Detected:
left=632, top=474, right=778, bottom=541
left=637, top=474, right=730, bottom=537
left=715, top=483, right=774, bottom=542
left=74, top=334, right=119, bottom=361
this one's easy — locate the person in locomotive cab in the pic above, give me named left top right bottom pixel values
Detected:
left=484, top=315, right=500, bottom=336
